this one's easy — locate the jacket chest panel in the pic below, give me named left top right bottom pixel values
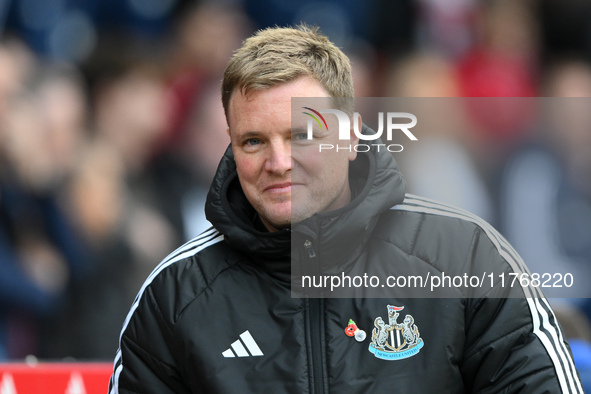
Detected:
left=177, top=283, right=466, bottom=393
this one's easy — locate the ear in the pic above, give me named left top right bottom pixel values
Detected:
left=348, top=113, right=361, bottom=161
left=226, top=127, right=230, bottom=136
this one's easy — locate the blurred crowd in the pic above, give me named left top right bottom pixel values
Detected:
left=0, top=0, right=590, bottom=383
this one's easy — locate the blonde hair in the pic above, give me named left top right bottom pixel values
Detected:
left=221, top=24, right=354, bottom=117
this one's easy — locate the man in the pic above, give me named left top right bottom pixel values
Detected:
left=109, top=25, right=582, bottom=393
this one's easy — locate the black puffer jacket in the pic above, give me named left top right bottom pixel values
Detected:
left=109, top=126, right=582, bottom=393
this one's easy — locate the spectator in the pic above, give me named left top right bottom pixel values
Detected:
left=0, top=78, right=87, bottom=359
left=385, top=52, right=494, bottom=222
left=499, top=59, right=591, bottom=303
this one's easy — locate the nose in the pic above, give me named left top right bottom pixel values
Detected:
left=264, top=139, right=291, bottom=175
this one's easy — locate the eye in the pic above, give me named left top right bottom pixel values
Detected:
left=241, top=137, right=263, bottom=152
left=292, top=132, right=309, bottom=141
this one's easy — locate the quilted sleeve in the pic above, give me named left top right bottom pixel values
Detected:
left=108, top=282, right=190, bottom=394
left=461, top=227, right=583, bottom=393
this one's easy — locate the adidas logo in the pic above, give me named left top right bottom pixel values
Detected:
left=222, top=330, right=264, bottom=358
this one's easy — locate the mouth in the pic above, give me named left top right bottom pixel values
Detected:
left=264, top=182, right=292, bottom=193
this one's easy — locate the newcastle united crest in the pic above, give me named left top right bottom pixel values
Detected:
left=368, top=305, right=424, bottom=360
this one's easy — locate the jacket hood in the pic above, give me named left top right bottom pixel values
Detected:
left=205, top=124, right=406, bottom=269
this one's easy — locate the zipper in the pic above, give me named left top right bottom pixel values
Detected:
left=303, top=239, right=320, bottom=281
left=304, top=240, right=316, bottom=258
left=303, top=240, right=326, bottom=394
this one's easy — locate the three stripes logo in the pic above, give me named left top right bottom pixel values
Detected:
left=222, top=330, right=264, bottom=358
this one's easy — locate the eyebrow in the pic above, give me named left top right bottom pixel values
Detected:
left=234, top=128, right=297, bottom=140
left=236, top=131, right=261, bottom=140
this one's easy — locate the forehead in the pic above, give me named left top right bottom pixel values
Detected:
left=227, top=76, right=330, bottom=131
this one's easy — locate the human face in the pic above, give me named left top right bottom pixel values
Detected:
left=227, top=76, right=358, bottom=231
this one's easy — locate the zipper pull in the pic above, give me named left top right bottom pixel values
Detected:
left=304, top=240, right=316, bottom=258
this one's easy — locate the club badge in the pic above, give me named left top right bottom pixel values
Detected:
left=368, top=305, right=423, bottom=360
left=344, top=319, right=366, bottom=342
